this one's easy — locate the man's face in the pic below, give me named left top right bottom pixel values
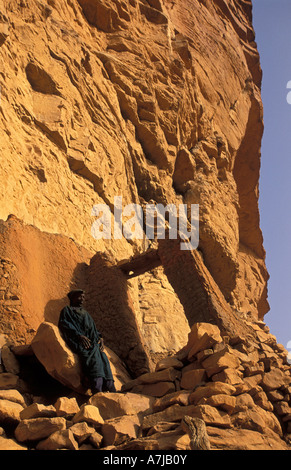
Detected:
left=72, top=292, right=85, bottom=307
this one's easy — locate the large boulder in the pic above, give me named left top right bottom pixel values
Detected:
left=15, top=417, right=67, bottom=443
left=0, top=436, right=27, bottom=451
left=31, top=322, right=131, bottom=394
left=31, top=322, right=85, bottom=393
left=186, top=322, right=222, bottom=359
left=88, top=392, right=155, bottom=420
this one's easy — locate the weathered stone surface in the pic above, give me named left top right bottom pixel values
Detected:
left=78, top=443, right=97, bottom=450
left=153, top=390, right=190, bottom=412
left=198, top=394, right=236, bottom=414
left=72, top=404, right=104, bottom=427
left=267, top=389, right=285, bottom=403
left=244, top=362, right=265, bottom=377
left=116, top=429, right=191, bottom=451
left=261, top=369, right=291, bottom=392
left=89, top=431, right=103, bottom=449
left=36, top=429, right=78, bottom=450
left=202, top=349, right=241, bottom=377
left=136, top=367, right=182, bottom=385
left=142, top=404, right=192, bottom=431
left=54, top=397, right=80, bottom=417
left=0, top=217, right=93, bottom=348
left=0, top=373, right=19, bottom=390
left=253, top=391, right=273, bottom=412
left=189, top=404, right=232, bottom=429
left=88, top=392, right=154, bottom=420
left=136, top=381, right=175, bottom=397
left=146, top=431, right=191, bottom=451
left=180, top=369, right=206, bottom=390
left=189, top=382, right=236, bottom=405
left=31, top=322, right=84, bottom=392
left=10, top=344, right=34, bottom=357
left=207, top=426, right=289, bottom=451
left=181, top=361, right=203, bottom=374
left=155, top=357, right=184, bottom=372
left=196, top=349, right=213, bottom=362
left=274, top=401, right=291, bottom=418
left=1, top=346, right=20, bottom=374
left=0, top=21, right=9, bottom=46
left=0, top=399, right=24, bottom=425
left=20, top=403, right=56, bottom=420
left=212, top=367, right=244, bottom=385
left=172, top=147, right=196, bottom=191
left=104, top=347, right=133, bottom=391
left=235, top=374, right=263, bottom=395
left=101, top=415, right=141, bottom=447
left=0, top=390, right=27, bottom=407
left=141, top=402, right=231, bottom=431
left=69, top=422, right=96, bottom=444
left=121, top=378, right=143, bottom=392
left=231, top=405, right=283, bottom=436
left=0, top=436, right=27, bottom=451
left=186, top=323, right=222, bottom=359
left=15, top=417, right=67, bottom=442
left=1, top=318, right=291, bottom=450
left=114, top=437, right=159, bottom=451
left=234, top=393, right=256, bottom=412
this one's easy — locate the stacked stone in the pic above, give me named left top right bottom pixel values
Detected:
left=0, top=332, right=154, bottom=450
left=0, top=382, right=156, bottom=450
left=120, top=321, right=291, bottom=449
left=0, top=322, right=290, bottom=450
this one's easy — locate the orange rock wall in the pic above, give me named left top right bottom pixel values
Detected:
left=0, top=216, right=91, bottom=344
left=0, top=0, right=269, bottom=359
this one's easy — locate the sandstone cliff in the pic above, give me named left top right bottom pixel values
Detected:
left=1, top=0, right=288, bottom=451
left=0, top=0, right=269, bottom=365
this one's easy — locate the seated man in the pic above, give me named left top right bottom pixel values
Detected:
left=58, top=289, right=116, bottom=394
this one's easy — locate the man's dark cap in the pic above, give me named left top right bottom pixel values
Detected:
left=67, top=289, right=84, bottom=300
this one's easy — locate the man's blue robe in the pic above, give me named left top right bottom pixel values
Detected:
left=58, top=306, right=114, bottom=382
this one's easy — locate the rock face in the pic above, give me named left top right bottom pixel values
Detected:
left=0, top=0, right=268, bottom=355
left=0, top=215, right=92, bottom=345
left=0, top=0, right=285, bottom=450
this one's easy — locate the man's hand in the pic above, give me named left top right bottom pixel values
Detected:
left=79, top=335, right=91, bottom=349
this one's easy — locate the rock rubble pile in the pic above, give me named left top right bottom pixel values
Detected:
left=0, top=321, right=291, bottom=450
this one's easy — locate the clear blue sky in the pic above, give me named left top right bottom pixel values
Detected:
left=252, top=0, right=291, bottom=349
